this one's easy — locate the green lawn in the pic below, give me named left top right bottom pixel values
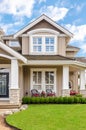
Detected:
left=6, top=104, right=86, bottom=130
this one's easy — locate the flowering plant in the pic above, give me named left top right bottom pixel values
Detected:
left=41, top=91, right=46, bottom=97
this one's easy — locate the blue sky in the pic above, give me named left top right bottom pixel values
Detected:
left=0, top=0, right=86, bottom=56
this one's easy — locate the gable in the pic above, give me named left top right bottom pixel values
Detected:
left=23, top=20, right=64, bottom=34
left=14, top=14, right=73, bottom=38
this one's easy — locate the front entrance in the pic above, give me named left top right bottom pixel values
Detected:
left=0, top=73, right=9, bottom=97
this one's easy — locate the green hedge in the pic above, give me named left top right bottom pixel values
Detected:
left=22, top=96, right=86, bottom=104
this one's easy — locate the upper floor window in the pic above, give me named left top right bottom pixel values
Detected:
left=33, top=37, right=42, bottom=52
left=30, top=35, right=57, bottom=54
left=9, top=41, right=20, bottom=47
left=45, top=37, right=54, bottom=52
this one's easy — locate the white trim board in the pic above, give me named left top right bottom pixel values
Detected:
left=27, top=60, right=86, bottom=68
left=0, top=41, right=27, bottom=63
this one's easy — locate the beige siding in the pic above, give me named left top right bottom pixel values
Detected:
left=58, top=37, right=66, bottom=56
left=22, top=37, right=29, bottom=55
left=24, top=20, right=64, bottom=34
left=66, top=51, right=76, bottom=57
left=57, top=66, right=63, bottom=96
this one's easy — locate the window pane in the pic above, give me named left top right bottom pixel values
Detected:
left=33, top=46, right=37, bottom=51
left=38, top=72, right=42, bottom=84
left=45, top=38, right=49, bottom=44
left=45, top=85, right=54, bottom=90
left=50, top=46, right=54, bottom=51
left=33, top=38, right=37, bottom=44
left=45, top=72, right=49, bottom=83
left=33, top=72, right=37, bottom=84
left=50, top=38, right=54, bottom=44
left=38, top=38, right=42, bottom=44
left=46, top=46, right=49, bottom=51
left=50, top=72, right=54, bottom=84
left=38, top=46, right=41, bottom=51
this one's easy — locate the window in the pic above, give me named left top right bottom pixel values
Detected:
left=45, top=37, right=54, bottom=52
left=30, top=35, right=57, bottom=54
left=33, top=71, right=42, bottom=90
left=31, top=69, right=56, bottom=92
left=9, top=41, right=20, bottom=47
left=33, top=37, right=42, bottom=52
left=45, top=71, right=54, bottom=90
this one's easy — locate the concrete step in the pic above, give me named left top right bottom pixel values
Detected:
left=0, top=103, right=21, bottom=109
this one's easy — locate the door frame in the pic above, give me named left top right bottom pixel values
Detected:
left=0, top=72, right=9, bottom=98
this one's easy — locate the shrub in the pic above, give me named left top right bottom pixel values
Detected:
left=75, top=94, right=82, bottom=97
left=68, top=97, right=74, bottom=104
left=22, top=96, right=86, bottom=104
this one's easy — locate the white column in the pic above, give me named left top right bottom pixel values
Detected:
left=80, top=70, right=85, bottom=90
left=11, top=59, right=19, bottom=89
left=63, top=66, right=69, bottom=89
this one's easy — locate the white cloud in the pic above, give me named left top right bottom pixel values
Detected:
left=40, top=5, right=68, bottom=21
left=65, top=24, right=86, bottom=54
left=80, top=44, right=86, bottom=54
left=65, top=24, right=86, bottom=42
left=0, top=0, right=35, bottom=17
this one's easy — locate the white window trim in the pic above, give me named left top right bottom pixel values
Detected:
left=29, top=34, right=57, bottom=55
left=30, top=68, right=57, bottom=93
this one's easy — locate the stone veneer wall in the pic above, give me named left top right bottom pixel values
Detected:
left=9, top=89, right=20, bottom=104
left=62, top=89, right=70, bottom=97
left=80, top=90, right=86, bottom=97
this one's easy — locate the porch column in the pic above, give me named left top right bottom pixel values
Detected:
left=62, top=66, right=70, bottom=96
left=80, top=69, right=86, bottom=97
left=10, top=59, right=20, bottom=104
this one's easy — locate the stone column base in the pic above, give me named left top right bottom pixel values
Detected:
left=80, top=90, right=86, bottom=97
left=9, top=89, right=20, bottom=105
left=62, top=89, right=70, bottom=97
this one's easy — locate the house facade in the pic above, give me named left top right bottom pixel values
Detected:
left=0, top=14, right=86, bottom=106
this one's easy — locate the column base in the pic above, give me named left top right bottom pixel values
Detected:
left=62, top=89, right=70, bottom=97
left=9, top=89, right=20, bottom=105
left=80, top=90, right=86, bottom=97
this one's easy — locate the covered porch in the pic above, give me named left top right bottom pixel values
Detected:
left=22, top=64, right=86, bottom=97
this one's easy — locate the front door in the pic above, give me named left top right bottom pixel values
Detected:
left=0, top=73, right=9, bottom=97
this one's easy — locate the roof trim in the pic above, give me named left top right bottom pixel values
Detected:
left=0, top=42, right=27, bottom=63
left=0, top=54, right=13, bottom=59
left=27, top=60, right=86, bottom=68
left=14, top=14, right=73, bottom=38
left=27, top=28, right=60, bottom=35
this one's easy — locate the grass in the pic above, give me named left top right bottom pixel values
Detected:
left=6, top=104, right=86, bottom=130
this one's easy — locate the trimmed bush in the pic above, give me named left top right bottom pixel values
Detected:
left=22, top=96, right=86, bottom=104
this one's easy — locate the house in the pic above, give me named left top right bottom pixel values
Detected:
left=0, top=14, right=86, bottom=107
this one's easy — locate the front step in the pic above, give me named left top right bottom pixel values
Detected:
left=0, top=103, right=21, bottom=109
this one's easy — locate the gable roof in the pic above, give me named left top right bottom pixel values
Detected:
left=14, top=14, right=73, bottom=38
left=0, top=41, right=27, bottom=63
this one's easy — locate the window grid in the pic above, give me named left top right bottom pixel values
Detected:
left=32, top=36, right=56, bottom=53
left=45, top=37, right=54, bottom=52
left=33, top=37, right=42, bottom=52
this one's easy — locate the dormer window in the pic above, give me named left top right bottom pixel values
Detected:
left=45, top=37, right=54, bottom=52
left=30, top=35, right=57, bottom=55
left=33, top=37, right=42, bottom=52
